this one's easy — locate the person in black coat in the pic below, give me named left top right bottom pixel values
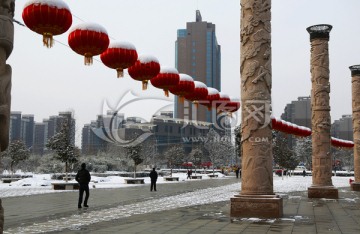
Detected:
left=149, top=168, right=158, bottom=191
left=235, top=167, right=240, bottom=179
left=75, top=163, right=91, bottom=208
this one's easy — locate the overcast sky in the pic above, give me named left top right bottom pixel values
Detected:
left=8, top=0, right=360, bottom=143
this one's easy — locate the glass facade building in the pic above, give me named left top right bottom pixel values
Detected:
left=174, top=10, right=221, bottom=123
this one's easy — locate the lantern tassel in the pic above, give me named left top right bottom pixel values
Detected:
left=43, top=33, right=54, bottom=48
left=116, top=68, right=124, bottom=78
left=84, top=53, right=93, bottom=66
left=142, top=81, right=148, bottom=90
left=164, top=89, right=169, bottom=97
left=179, top=96, right=184, bottom=103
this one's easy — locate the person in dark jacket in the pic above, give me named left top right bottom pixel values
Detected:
left=149, top=168, right=158, bottom=191
left=75, top=163, right=91, bottom=208
left=235, top=166, right=240, bottom=178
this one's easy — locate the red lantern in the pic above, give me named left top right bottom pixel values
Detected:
left=168, top=74, right=195, bottom=103
left=68, top=22, right=110, bottom=65
left=22, top=0, right=72, bottom=48
left=295, top=126, right=305, bottom=137
left=151, top=67, right=180, bottom=97
left=304, top=127, right=312, bottom=137
left=200, top=87, right=220, bottom=110
left=331, top=137, right=340, bottom=147
left=218, top=97, right=240, bottom=114
left=184, top=81, right=208, bottom=103
left=128, top=55, right=161, bottom=90
left=271, top=116, right=277, bottom=129
left=347, top=141, right=354, bottom=148
left=288, top=123, right=296, bottom=134
left=218, top=92, right=230, bottom=103
left=226, top=101, right=241, bottom=113
left=215, top=92, right=231, bottom=112
left=281, top=120, right=290, bottom=134
left=100, top=41, right=138, bottom=78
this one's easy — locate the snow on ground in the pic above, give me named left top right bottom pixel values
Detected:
left=1, top=173, right=356, bottom=233
left=0, top=172, right=353, bottom=198
left=0, top=172, right=226, bottom=198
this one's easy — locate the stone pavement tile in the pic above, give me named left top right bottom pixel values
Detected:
left=214, top=231, right=240, bottom=234
left=4, top=180, right=360, bottom=233
left=241, top=223, right=271, bottom=233
left=283, top=197, right=301, bottom=214
left=298, top=202, right=315, bottom=216
left=292, top=221, right=316, bottom=233
left=267, top=222, right=294, bottom=233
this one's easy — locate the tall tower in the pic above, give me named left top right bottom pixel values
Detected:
left=175, top=10, right=221, bottom=123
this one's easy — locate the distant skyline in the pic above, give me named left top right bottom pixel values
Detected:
left=8, top=0, right=360, bottom=143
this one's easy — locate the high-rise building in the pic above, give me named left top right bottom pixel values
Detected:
left=9, top=112, right=35, bottom=150
left=44, top=112, right=76, bottom=145
left=281, top=96, right=311, bottom=149
left=331, top=115, right=353, bottom=141
left=81, top=111, right=124, bottom=155
left=174, top=10, right=221, bottom=123
left=281, top=96, right=311, bottom=128
left=21, top=115, right=35, bottom=149
left=81, top=111, right=214, bottom=155
left=9, top=111, right=22, bottom=142
left=59, top=111, right=76, bottom=145
left=33, top=122, right=47, bottom=155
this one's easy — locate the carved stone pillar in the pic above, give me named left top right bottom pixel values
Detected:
left=350, top=65, right=360, bottom=191
left=230, top=0, right=282, bottom=218
left=307, top=24, right=338, bottom=199
left=0, top=0, right=15, bottom=231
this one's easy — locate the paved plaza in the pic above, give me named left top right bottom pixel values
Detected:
left=1, top=177, right=360, bottom=233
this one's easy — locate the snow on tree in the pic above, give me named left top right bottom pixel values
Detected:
left=234, top=124, right=242, bottom=159
left=124, top=144, right=143, bottom=178
left=140, top=136, right=159, bottom=168
left=204, top=129, right=228, bottom=175
left=163, top=144, right=185, bottom=177
left=46, top=120, right=79, bottom=181
left=188, top=145, right=204, bottom=175
left=2, top=140, right=30, bottom=174
left=272, top=131, right=298, bottom=176
left=332, top=148, right=353, bottom=171
left=294, top=137, right=312, bottom=168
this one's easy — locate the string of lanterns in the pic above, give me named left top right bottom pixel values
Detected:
left=21, top=0, right=240, bottom=115
left=271, top=116, right=354, bottom=148
left=22, top=0, right=354, bottom=148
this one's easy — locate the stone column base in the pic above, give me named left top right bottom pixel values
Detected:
left=351, top=182, right=360, bottom=191
left=230, top=194, right=283, bottom=218
left=308, top=186, right=338, bottom=199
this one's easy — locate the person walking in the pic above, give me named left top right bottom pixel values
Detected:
left=235, top=166, right=240, bottom=179
left=187, top=169, right=192, bottom=179
left=302, top=169, right=306, bottom=177
left=75, top=163, right=91, bottom=208
left=149, top=168, right=158, bottom=191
